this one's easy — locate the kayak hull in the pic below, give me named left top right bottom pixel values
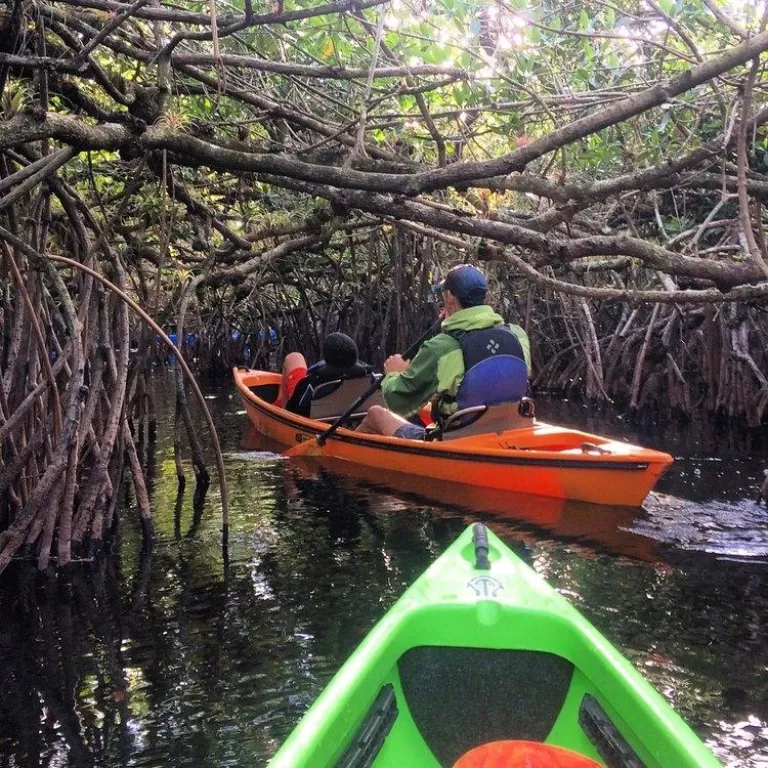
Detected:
left=268, top=525, right=721, bottom=768
left=233, top=368, right=673, bottom=506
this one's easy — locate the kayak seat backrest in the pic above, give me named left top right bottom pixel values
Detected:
left=439, top=356, right=530, bottom=440
left=310, top=377, right=384, bottom=420
left=440, top=402, right=533, bottom=440
left=456, top=355, right=528, bottom=410
left=397, top=646, right=574, bottom=767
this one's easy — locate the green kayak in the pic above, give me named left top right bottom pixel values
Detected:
left=270, top=524, right=721, bottom=768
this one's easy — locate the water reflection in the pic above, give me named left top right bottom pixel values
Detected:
left=239, top=423, right=662, bottom=564
left=537, top=548, right=768, bottom=766
left=636, top=494, right=768, bottom=562
left=0, top=382, right=766, bottom=767
left=0, top=562, right=136, bottom=767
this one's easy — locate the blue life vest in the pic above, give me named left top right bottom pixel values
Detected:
left=450, top=326, right=528, bottom=411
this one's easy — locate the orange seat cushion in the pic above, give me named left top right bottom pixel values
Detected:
left=453, top=740, right=603, bottom=768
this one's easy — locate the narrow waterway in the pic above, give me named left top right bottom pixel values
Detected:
left=1, top=375, right=767, bottom=767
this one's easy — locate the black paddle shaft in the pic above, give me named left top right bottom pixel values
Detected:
left=316, top=320, right=441, bottom=446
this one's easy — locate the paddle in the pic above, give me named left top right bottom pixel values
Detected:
left=284, top=319, right=441, bottom=458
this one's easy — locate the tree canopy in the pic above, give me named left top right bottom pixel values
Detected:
left=3, top=0, right=768, bottom=303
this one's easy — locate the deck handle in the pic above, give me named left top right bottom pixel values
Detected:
left=336, top=684, right=398, bottom=768
left=472, top=523, right=491, bottom=570
left=579, top=694, right=643, bottom=768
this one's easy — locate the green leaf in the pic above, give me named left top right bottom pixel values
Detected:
left=574, top=67, right=590, bottom=84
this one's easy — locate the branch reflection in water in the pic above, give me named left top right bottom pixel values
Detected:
left=0, top=395, right=766, bottom=767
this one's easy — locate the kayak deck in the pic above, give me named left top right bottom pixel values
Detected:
left=233, top=368, right=674, bottom=506
left=269, top=525, right=720, bottom=768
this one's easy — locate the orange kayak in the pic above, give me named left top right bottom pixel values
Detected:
left=233, top=368, right=673, bottom=506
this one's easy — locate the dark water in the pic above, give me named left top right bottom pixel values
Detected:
left=1, top=377, right=767, bottom=767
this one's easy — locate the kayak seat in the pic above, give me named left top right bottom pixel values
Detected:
left=437, top=356, right=532, bottom=440
left=310, top=377, right=384, bottom=421
left=437, top=402, right=534, bottom=441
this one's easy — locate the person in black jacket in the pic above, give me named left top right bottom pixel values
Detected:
left=278, top=332, right=371, bottom=416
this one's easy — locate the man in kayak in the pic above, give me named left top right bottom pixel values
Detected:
left=279, top=332, right=372, bottom=417
left=356, top=264, right=531, bottom=439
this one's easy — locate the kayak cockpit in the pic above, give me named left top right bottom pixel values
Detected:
left=334, top=645, right=635, bottom=767
left=326, top=606, right=648, bottom=768
left=269, top=526, right=718, bottom=768
left=241, top=367, right=537, bottom=436
left=241, top=369, right=383, bottom=425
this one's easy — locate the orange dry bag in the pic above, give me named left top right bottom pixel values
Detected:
left=453, top=740, right=603, bottom=768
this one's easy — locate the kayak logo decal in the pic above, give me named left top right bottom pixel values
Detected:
left=294, top=433, right=310, bottom=444
left=467, top=575, right=504, bottom=597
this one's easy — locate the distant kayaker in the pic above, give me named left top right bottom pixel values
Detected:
left=356, top=264, right=531, bottom=439
left=278, top=332, right=372, bottom=416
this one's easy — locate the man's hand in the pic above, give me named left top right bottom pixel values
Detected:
left=384, top=354, right=410, bottom=374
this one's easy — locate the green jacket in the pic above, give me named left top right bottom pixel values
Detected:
left=381, top=305, right=531, bottom=419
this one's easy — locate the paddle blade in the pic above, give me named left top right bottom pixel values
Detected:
left=283, top=437, right=323, bottom=458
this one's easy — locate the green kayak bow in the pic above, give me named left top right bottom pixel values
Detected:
left=269, top=524, right=721, bottom=768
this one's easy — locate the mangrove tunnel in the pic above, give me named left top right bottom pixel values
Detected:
left=1, top=0, right=768, bottom=572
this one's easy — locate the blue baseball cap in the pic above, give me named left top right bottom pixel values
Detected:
left=433, top=264, right=488, bottom=306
